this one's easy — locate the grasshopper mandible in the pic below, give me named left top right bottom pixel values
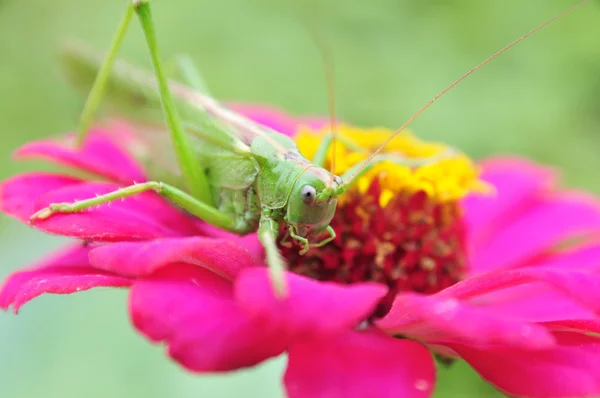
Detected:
left=30, top=0, right=591, bottom=295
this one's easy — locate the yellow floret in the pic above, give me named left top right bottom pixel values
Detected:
left=294, top=124, right=490, bottom=206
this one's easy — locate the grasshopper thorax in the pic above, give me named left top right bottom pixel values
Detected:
left=286, top=166, right=342, bottom=237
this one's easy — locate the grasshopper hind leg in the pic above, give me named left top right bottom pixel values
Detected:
left=30, top=181, right=236, bottom=232
left=76, top=4, right=134, bottom=146
left=72, top=0, right=215, bottom=206
left=133, top=1, right=214, bottom=206
left=30, top=183, right=291, bottom=297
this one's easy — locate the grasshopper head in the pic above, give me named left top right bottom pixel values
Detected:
left=286, top=167, right=342, bottom=237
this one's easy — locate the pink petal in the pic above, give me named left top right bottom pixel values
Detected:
left=439, top=267, right=600, bottom=315
left=235, top=268, right=387, bottom=338
left=0, top=173, right=81, bottom=221
left=15, top=129, right=147, bottom=185
left=470, top=193, right=600, bottom=273
left=229, top=103, right=329, bottom=136
left=130, top=264, right=287, bottom=372
left=30, top=182, right=199, bottom=240
left=530, top=242, right=600, bottom=272
left=197, top=223, right=264, bottom=262
left=466, top=283, right=597, bottom=323
left=379, top=267, right=600, bottom=348
left=451, top=332, right=600, bottom=398
left=540, top=319, right=600, bottom=334
left=89, top=237, right=255, bottom=279
left=0, top=244, right=131, bottom=313
left=284, top=329, right=435, bottom=398
left=463, top=244, right=600, bottom=322
left=464, top=157, right=555, bottom=250
left=377, top=293, right=555, bottom=350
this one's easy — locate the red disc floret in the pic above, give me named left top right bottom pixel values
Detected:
left=279, top=179, right=468, bottom=317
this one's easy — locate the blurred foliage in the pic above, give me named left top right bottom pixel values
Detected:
left=0, top=0, right=599, bottom=397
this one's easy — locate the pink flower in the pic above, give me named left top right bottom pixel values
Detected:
left=2, top=108, right=600, bottom=398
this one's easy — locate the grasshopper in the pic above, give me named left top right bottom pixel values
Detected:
left=30, top=0, right=591, bottom=295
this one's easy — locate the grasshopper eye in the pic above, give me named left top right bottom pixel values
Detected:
left=301, top=185, right=317, bottom=204
left=333, top=175, right=343, bottom=186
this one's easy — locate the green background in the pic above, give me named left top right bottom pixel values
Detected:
left=1, top=0, right=599, bottom=397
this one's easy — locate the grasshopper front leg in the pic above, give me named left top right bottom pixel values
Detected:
left=289, top=225, right=336, bottom=255
left=258, top=213, right=288, bottom=297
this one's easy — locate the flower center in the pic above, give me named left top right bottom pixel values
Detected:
left=279, top=125, right=489, bottom=316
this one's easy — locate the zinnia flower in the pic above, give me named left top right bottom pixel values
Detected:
left=2, top=106, right=600, bottom=398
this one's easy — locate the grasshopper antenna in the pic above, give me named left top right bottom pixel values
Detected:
left=292, top=1, right=339, bottom=187
left=320, top=42, right=338, bottom=187
left=344, top=0, right=591, bottom=186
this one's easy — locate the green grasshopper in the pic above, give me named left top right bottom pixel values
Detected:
left=30, top=0, right=590, bottom=295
